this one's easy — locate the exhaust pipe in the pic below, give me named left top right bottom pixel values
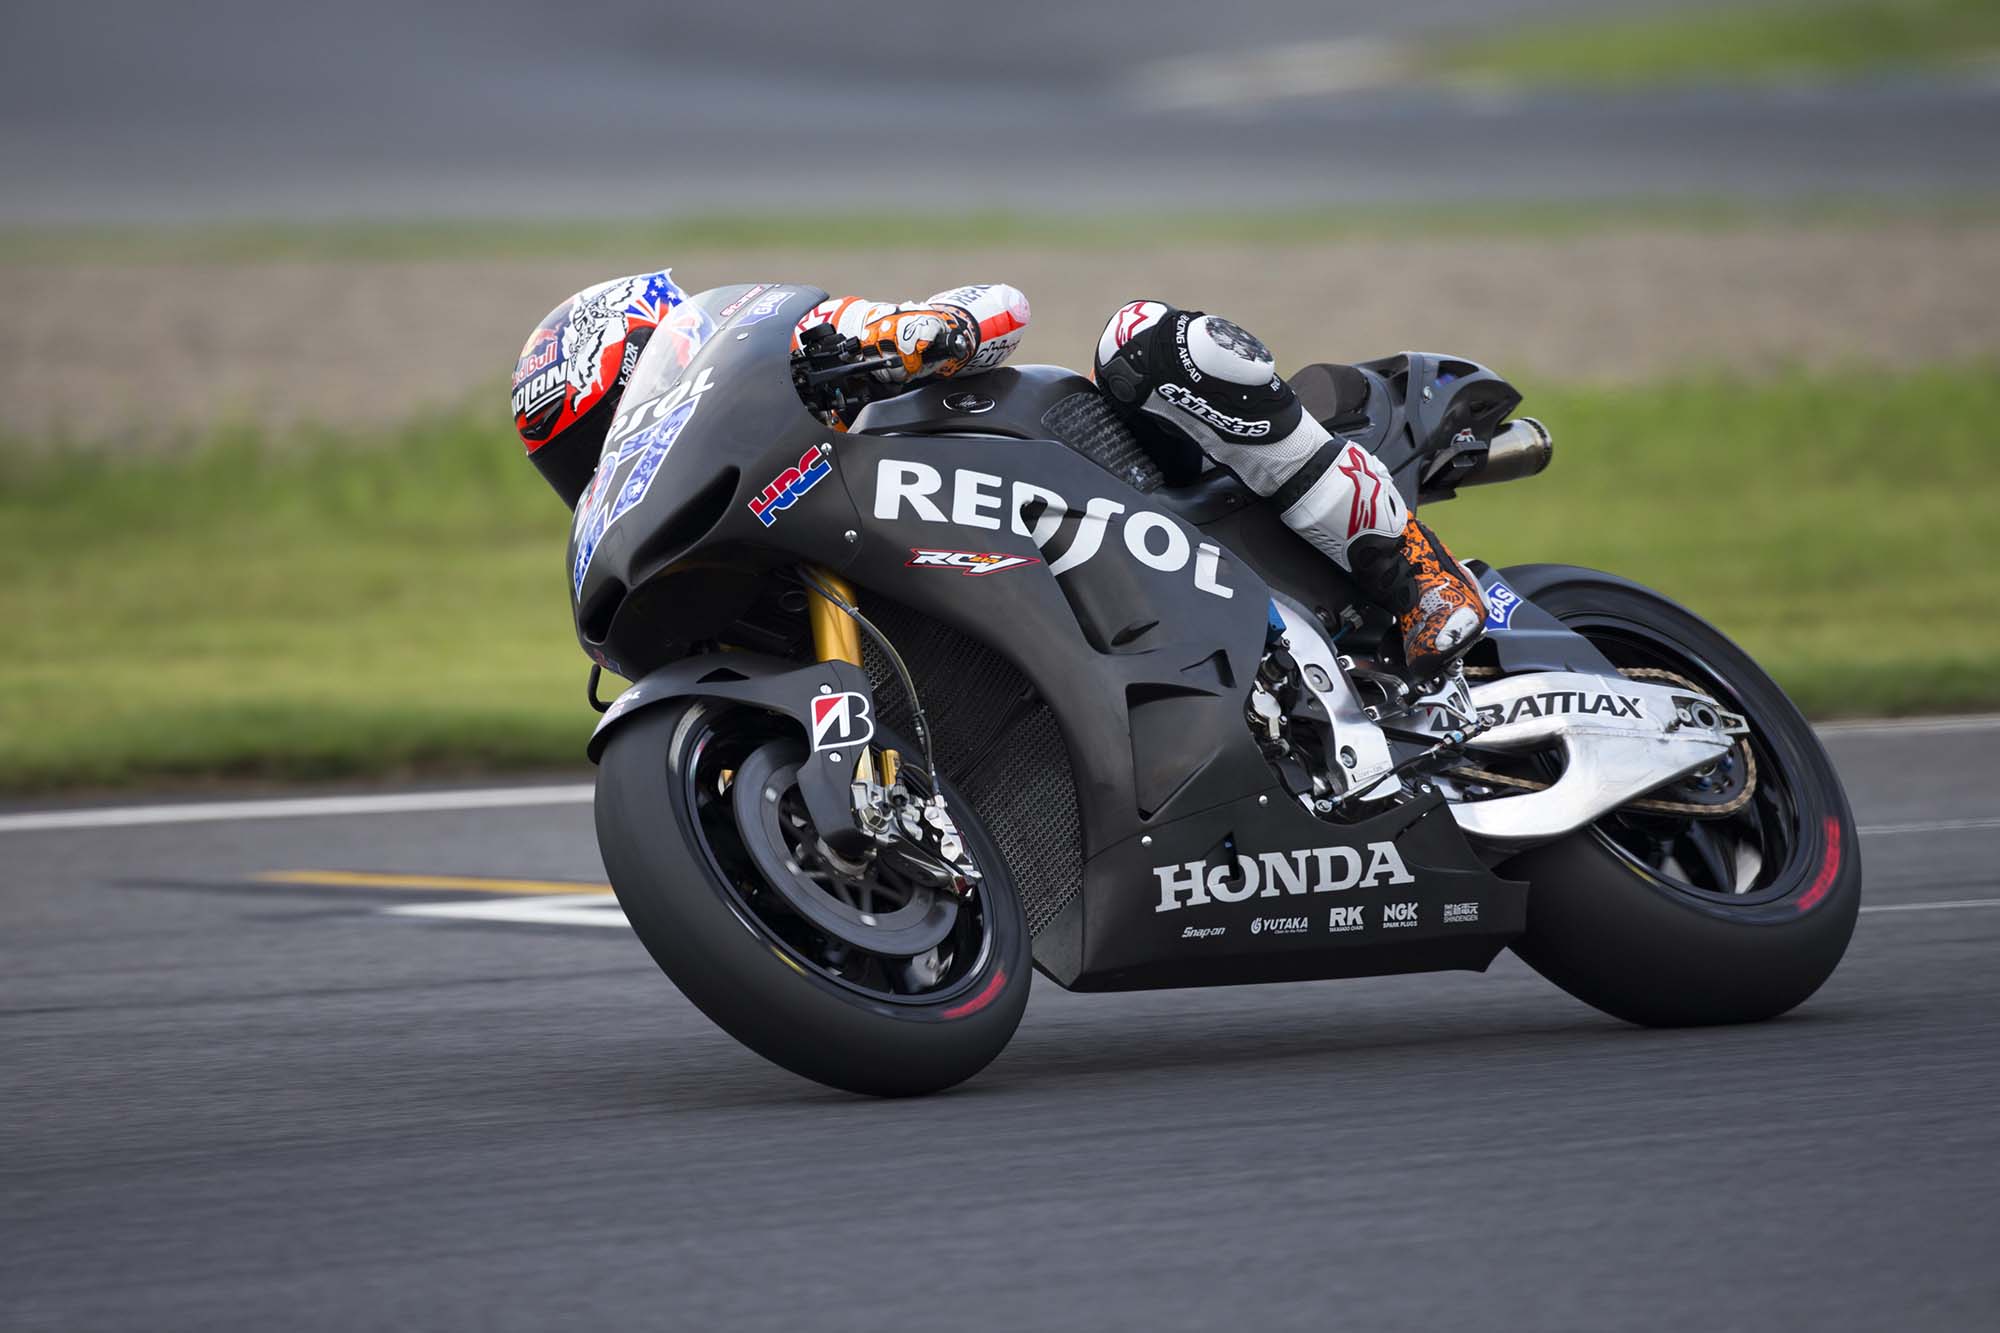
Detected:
left=1462, top=417, right=1552, bottom=487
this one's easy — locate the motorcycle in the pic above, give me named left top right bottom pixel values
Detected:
left=571, top=283, right=1861, bottom=1096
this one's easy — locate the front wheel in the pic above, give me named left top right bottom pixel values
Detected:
left=596, top=700, right=1031, bottom=1096
left=1496, top=565, right=1862, bottom=1027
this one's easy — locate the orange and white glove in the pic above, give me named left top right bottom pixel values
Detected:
left=795, top=284, right=1031, bottom=383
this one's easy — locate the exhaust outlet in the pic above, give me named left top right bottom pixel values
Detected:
left=1463, top=417, right=1552, bottom=486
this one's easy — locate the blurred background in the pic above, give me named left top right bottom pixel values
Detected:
left=3, top=0, right=1998, bottom=789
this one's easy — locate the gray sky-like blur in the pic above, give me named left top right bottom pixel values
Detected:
left=3, top=0, right=1996, bottom=221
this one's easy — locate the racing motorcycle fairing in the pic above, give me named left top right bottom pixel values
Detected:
left=848, top=364, right=1104, bottom=440
left=570, top=284, right=856, bottom=678
left=1292, top=353, right=1523, bottom=507
left=1063, top=787, right=1526, bottom=992
left=577, top=290, right=1682, bottom=994
left=587, top=650, right=880, bottom=857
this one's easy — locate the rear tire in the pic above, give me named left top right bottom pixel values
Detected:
left=596, top=701, right=1031, bottom=1096
left=1496, top=565, right=1861, bottom=1027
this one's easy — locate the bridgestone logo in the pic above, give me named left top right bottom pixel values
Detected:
left=1153, top=841, right=1414, bottom=913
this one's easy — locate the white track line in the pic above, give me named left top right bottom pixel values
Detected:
left=0, top=785, right=593, bottom=834
left=382, top=893, right=626, bottom=928
left=1860, top=898, right=2000, bottom=915
left=1817, top=713, right=2000, bottom=737
left=1856, top=817, right=2000, bottom=836
left=1, top=712, right=1997, bottom=836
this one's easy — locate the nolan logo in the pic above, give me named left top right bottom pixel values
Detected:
left=1328, top=905, right=1364, bottom=933
left=1153, top=841, right=1414, bottom=914
left=873, top=460, right=1236, bottom=600
left=1478, top=690, right=1644, bottom=727
left=809, top=690, right=872, bottom=751
left=1383, top=901, right=1419, bottom=928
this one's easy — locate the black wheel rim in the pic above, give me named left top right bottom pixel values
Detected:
left=680, top=710, right=997, bottom=1006
left=1553, top=612, right=1806, bottom=905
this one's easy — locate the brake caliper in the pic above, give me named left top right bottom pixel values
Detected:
left=849, top=747, right=982, bottom=896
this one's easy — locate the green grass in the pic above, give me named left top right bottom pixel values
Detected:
left=2, top=364, right=1996, bottom=792
left=6, top=195, right=1999, bottom=266
left=1448, top=365, right=2000, bottom=717
left=1435, top=0, right=2000, bottom=90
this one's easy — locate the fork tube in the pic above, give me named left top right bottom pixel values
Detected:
left=805, top=567, right=863, bottom=665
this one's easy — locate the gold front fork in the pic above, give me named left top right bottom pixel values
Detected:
left=805, top=567, right=862, bottom=665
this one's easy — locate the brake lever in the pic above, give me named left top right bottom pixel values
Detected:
left=800, top=352, right=904, bottom=389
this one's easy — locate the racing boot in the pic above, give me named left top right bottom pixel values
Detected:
left=1093, top=299, right=1484, bottom=681
left=1347, top=515, right=1487, bottom=681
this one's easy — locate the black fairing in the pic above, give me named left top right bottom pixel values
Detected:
left=849, top=364, right=1100, bottom=439
left=578, top=315, right=1593, bottom=992
left=1293, top=352, right=1522, bottom=507
left=567, top=284, right=846, bottom=676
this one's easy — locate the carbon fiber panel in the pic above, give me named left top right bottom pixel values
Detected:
left=860, top=600, right=1083, bottom=936
left=1041, top=391, right=1163, bottom=494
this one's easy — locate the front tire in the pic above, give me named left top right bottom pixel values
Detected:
left=1497, top=565, right=1862, bottom=1027
left=596, top=701, right=1031, bottom=1096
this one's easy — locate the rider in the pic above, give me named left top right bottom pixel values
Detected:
left=512, top=272, right=1487, bottom=680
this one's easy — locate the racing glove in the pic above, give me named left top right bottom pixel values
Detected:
left=795, top=285, right=1031, bottom=383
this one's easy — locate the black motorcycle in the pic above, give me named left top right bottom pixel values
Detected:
left=569, top=283, right=1861, bottom=1096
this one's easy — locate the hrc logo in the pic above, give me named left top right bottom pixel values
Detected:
left=749, top=446, right=832, bottom=527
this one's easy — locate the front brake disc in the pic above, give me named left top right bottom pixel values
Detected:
left=729, top=741, right=958, bottom=956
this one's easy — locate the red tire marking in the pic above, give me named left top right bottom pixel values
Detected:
left=1796, top=815, right=1843, bottom=912
left=941, top=967, right=1006, bottom=1019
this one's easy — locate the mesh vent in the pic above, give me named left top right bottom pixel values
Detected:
left=1042, top=391, right=1163, bottom=494
left=861, top=600, right=1083, bottom=936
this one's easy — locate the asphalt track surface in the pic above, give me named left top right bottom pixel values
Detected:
left=5, top=1, right=1998, bottom=221
left=4, top=720, right=1998, bottom=1329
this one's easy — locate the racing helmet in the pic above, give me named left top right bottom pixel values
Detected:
left=512, top=270, right=686, bottom=506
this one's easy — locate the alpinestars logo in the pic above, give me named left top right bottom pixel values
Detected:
left=1337, top=444, right=1388, bottom=539
left=1153, top=841, right=1415, bottom=913
left=809, top=690, right=873, bottom=751
left=1157, top=383, right=1270, bottom=438
left=906, top=549, right=1040, bottom=576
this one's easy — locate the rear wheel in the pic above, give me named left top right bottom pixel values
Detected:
left=1496, top=565, right=1861, bottom=1026
left=596, top=700, right=1031, bottom=1096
